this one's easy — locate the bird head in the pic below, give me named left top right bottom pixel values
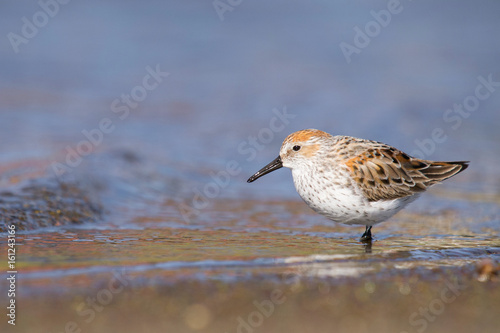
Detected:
left=247, top=129, right=332, bottom=182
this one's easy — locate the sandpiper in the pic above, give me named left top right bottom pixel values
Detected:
left=247, top=129, right=468, bottom=242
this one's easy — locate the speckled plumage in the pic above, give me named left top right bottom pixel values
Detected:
left=248, top=129, right=469, bottom=240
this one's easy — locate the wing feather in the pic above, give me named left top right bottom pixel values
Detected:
left=341, top=140, right=469, bottom=202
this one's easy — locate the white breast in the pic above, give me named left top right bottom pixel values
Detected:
left=291, top=167, right=419, bottom=226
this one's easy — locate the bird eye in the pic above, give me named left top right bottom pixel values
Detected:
left=293, top=145, right=301, bottom=151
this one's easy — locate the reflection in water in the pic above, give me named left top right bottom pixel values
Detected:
left=363, top=241, right=373, bottom=254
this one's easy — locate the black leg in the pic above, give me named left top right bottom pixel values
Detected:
left=360, top=225, right=373, bottom=243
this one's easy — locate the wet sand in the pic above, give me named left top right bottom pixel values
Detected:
left=2, top=190, right=499, bottom=333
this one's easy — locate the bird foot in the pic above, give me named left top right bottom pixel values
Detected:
left=360, top=226, right=373, bottom=243
left=360, top=235, right=373, bottom=243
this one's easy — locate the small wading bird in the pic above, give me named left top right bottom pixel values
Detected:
left=247, top=129, right=468, bottom=242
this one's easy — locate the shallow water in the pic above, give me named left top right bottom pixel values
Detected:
left=1, top=0, right=500, bottom=332
left=3, top=190, right=499, bottom=332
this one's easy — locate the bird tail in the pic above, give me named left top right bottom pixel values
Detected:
left=421, top=161, right=469, bottom=182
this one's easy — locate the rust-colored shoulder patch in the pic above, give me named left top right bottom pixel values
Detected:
left=284, top=129, right=331, bottom=144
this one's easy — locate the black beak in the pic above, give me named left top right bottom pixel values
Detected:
left=247, top=156, right=283, bottom=183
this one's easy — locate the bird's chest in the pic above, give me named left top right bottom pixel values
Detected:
left=291, top=167, right=366, bottom=218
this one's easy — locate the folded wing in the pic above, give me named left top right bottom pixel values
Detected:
left=344, top=144, right=468, bottom=202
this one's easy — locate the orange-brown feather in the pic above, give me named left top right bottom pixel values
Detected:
left=284, top=129, right=331, bottom=144
left=343, top=144, right=468, bottom=202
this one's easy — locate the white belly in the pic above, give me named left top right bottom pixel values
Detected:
left=291, top=168, right=419, bottom=226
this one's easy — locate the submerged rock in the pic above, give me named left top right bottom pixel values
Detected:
left=0, top=179, right=103, bottom=231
